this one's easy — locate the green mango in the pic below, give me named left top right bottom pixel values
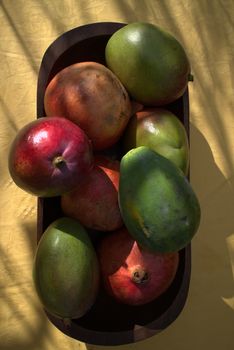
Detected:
left=123, top=107, right=190, bottom=175
left=33, top=217, right=99, bottom=320
left=119, top=146, right=201, bottom=252
left=105, top=22, right=190, bottom=106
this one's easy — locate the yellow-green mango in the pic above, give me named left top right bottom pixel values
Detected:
left=105, top=22, right=190, bottom=106
left=123, top=108, right=189, bottom=175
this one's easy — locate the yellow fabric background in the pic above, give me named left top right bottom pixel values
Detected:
left=1, top=0, right=234, bottom=349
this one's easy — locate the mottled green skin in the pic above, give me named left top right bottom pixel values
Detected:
left=123, top=108, right=189, bottom=175
left=119, top=147, right=201, bottom=253
left=33, top=217, right=99, bottom=319
left=105, top=22, right=190, bottom=106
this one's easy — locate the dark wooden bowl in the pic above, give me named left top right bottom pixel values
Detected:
left=36, top=22, right=191, bottom=346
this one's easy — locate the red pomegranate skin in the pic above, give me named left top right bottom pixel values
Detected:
left=8, top=117, right=93, bottom=197
left=44, top=61, right=132, bottom=151
left=61, top=155, right=123, bottom=231
left=98, top=227, right=179, bottom=305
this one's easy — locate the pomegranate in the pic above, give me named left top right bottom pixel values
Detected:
left=98, top=227, right=179, bottom=305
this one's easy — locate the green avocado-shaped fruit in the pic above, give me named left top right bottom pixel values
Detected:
left=119, top=147, right=201, bottom=252
left=33, top=217, right=100, bottom=320
left=105, top=22, right=191, bottom=106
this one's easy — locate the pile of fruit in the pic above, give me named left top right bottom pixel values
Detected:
left=8, top=22, right=201, bottom=322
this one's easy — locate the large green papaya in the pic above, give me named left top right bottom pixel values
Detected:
left=33, top=217, right=100, bottom=320
left=119, top=146, right=201, bottom=252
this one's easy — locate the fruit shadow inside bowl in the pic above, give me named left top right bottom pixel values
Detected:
left=36, top=22, right=191, bottom=346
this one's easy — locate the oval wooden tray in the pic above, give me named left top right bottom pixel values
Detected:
left=36, top=22, right=191, bottom=346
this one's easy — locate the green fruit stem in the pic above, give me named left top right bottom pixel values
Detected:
left=188, top=73, right=194, bottom=82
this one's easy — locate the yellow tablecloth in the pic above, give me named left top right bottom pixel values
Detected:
left=1, top=1, right=234, bottom=349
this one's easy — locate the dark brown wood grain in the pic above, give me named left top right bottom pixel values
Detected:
left=36, top=22, right=191, bottom=346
